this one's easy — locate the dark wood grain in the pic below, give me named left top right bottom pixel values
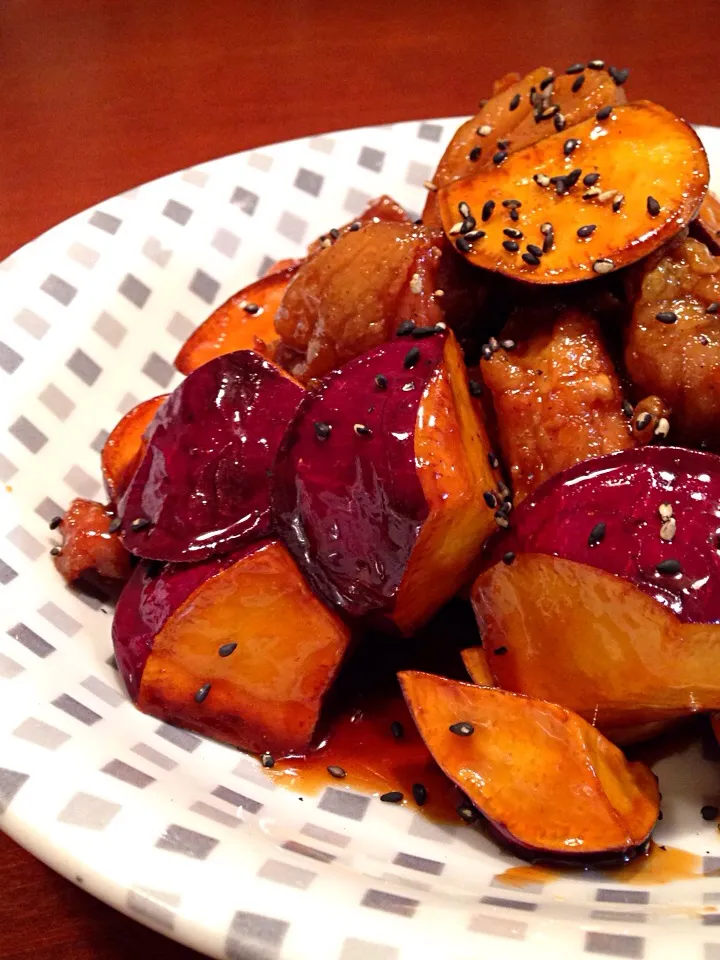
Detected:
left=0, top=0, right=717, bottom=956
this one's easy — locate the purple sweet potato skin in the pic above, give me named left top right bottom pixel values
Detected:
left=271, top=333, right=447, bottom=618
left=112, top=552, right=238, bottom=700
left=119, top=351, right=303, bottom=562
left=486, top=446, right=720, bottom=624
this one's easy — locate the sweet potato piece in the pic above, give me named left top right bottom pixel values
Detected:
left=424, top=66, right=625, bottom=226
left=625, top=236, right=720, bottom=448
left=482, top=307, right=634, bottom=501
left=53, top=499, right=132, bottom=583
left=691, top=190, right=720, bottom=254
left=262, top=257, right=302, bottom=278
left=460, top=647, right=495, bottom=686
left=120, top=351, right=304, bottom=562
left=101, top=395, right=167, bottom=503
left=472, top=554, right=720, bottom=726
left=399, top=671, right=659, bottom=861
left=306, top=194, right=410, bottom=258
left=438, top=101, right=709, bottom=284
left=273, top=331, right=502, bottom=634
left=175, top=265, right=299, bottom=375
left=119, top=540, right=352, bottom=756
left=275, top=221, right=426, bottom=380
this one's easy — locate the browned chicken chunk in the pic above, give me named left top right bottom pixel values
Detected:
left=625, top=236, right=720, bottom=448
left=482, top=307, right=634, bottom=501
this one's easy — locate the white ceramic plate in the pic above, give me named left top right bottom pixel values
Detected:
left=2, top=119, right=720, bottom=960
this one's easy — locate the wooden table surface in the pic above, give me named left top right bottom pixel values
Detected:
left=1, top=0, right=717, bottom=956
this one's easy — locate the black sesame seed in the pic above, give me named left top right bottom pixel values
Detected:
left=701, top=805, right=719, bottom=821
left=503, top=240, right=520, bottom=252
left=494, top=511, right=510, bottom=529
left=572, top=74, right=586, bottom=92
left=329, top=228, right=340, bottom=240
left=488, top=337, right=500, bottom=353
left=375, top=373, right=388, bottom=390
left=566, top=62, right=585, bottom=74
left=706, top=302, right=719, bottom=314
left=509, top=208, right=519, bottom=222
left=656, top=558, right=682, bottom=575
left=542, top=231, right=555, bottom=254
left=194, top=682, right=211, bottom=704
left=261, top=753, right=275, bottom=768
left=380, top=791, right=403, bottom=803
left=496, top=139, right=510, bottom=151
left=588, top=59, right=605, bottom=70
left=700, top=334, right=711, bottom=345
left=647, top=196, right=661, bottom=217
left=412, top=783, right=427, bottom=806
left=314, top=421, right=331, bottom=440
left=493, top=151, right=508, bottom=165
left=459, top=215, right=477, bottom=234
left=481, top=200, right=496, bottom=221
left=468, top=379, right=484, bottom=397
left=391, top=720, right=404, bottom=739
left=457, top=804, right=478, bottom=824
left=622, top=400, right=634, bottom=418
left=130, top=517, right=151, bottom=532
left=635, top=412, right=653, bottom=430
left=481, top=344, right=493, bottom=361
left=397, top=319, right=415, bottom=336
left=553, top=113, right=566, bottom=133
left=609, top=66, right=630, bottom=86
left=596, top=104, right=613, bottom=121
left=494, top=646, right=508, bottom=656
left=353, top=423, right=371, bottom=437
left=656, top=311, right=678, bottom=324
left=463, top=230, right=486, bottom=242
left=483, top=490, right=498, bottom=509
left=349, top=221, right=361, bottom=231
left=49, top=515, right=62, bottom=530
left=146, top=559, right=163, bottom=578
left=218, top=642, right=237, bottom=657
left=404, top=346, right=421, bottom=369
left=540, top=74, right=555, bottom=90
left=411, top=325, right=441, bottom=339
left=502, top=199, right=522, bottom=209
left=469, top=146, right=482, bottom=162
left=564, top=138, right=579, bottom=156
left=456, top=236, right=472, bottom=253
left=526, top=244, right=543, bottom=258
left=583, top=172, right=600, bottom=187
left=108, top=515, right=122, bottom=533
left=503, top=551, right=516, bottom=566
left=538, top=104, right=560, bottom=121
left=612, top=194, right=624, bottom=213
left=327, top=765, right=347, bottom=779
left=488, top=452, right=499, bottom=469
left=458, top=201, right=471, bottom=218
left=522, top=251, right=541, bottom=266
left=565, top=168, right=582, bottom=188
left=509, top=93, right=521, bottom=111
left=588, top=522, right=607, bottom=547
left=503, top=228, right=523, bottom=239
left=540, top=221, right=553, bottom=235
left=50, top=546, right=62, bottom=556
left=449, top=721, right=474, bottom=736
left=243, top=302, right=260, bottom=315
left=577, top=224, right=597, bottom=238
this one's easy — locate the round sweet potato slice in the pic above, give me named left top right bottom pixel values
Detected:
left=438, top=101, right=709, bottom=284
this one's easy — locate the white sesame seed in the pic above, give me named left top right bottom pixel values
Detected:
left=409, top=273, right=422, bottom=295
left=423, top=180, right=438, bottom=192
left=660, top=517, right=677, bottom=542
left=434, top=289, right=445, bottom=297
left=477, top=125, right=492, bottom=136
left=593, top=259, right=614, bottom=274
left=659, top=502, right=674, bottom=520
left=449, top=221, right=464, bottom=235
left=534, top=173, right=551, bottom=187
left=655, top=417, right=670, bottom=438
left=597, top=189, right=618, bottom=203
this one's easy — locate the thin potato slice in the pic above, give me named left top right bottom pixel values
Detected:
left=399, top=671, right=659, bottom=860
left=438, top=101, right=709, bottom=284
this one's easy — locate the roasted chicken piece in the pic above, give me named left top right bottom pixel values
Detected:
left=625, top=236, right=720, bottom=448
left=481, top=307, right=634, bottom=501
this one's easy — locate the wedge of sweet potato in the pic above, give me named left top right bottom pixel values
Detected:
left=273, top=330, right=502, bottom=635
left=438, top=101, right=709, bottom=284
left=101, top=395, right=167, bottom=503
left=399, top=671, right=659, bottom=861
left=306, top=194, right=410, bottom=258
left=424, top=65, right=625, bottom=226
left=53, top=499, right=132, bottom=583
left=175, top=264, right=299, bottom=375
left=119, top=351, right=304, bottom=562
left=625, top=236, right=720, bottom=448
left=460, top=647, right=495, bottom=686
left=114, top=539, right=352, bottom=755
left=472, top=553, right=720, bottom=726
left=482, top=307, right=634, bottom=501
